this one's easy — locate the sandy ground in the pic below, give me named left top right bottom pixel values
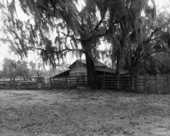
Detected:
left=0, top=89, right=169, bottom=136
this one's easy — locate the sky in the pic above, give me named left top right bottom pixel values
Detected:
left=155, top=0, right=170, bottom=13
left=0, top=0, right=170, bottom=68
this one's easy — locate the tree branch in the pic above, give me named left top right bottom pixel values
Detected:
left=61, top=32, right=81, bottom=41
left=139, top=49, right=170, bottom=63
left=93, top=13, right=106, bottom=30
left=87, top=29, right=110, bottom=42
left=133, top=27, right=162, bottom=65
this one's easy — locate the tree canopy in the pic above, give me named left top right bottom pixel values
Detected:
left=2, top=58, right=30, bottom=81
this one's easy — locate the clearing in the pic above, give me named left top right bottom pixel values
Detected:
left=0, top=89, right=169, bottom=136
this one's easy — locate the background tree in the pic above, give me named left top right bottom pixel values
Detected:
left=124, top=10, right=170, bottom=74
left=3, top=58, right=18, bottom=81
left=16, top=60, right=30, bottom=80
left=2, top=58, right=30, bottom=81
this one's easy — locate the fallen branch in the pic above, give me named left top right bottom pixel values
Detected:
left=21, top=122, right=36, bottom=130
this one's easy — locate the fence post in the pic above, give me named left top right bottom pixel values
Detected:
left=83, top=76, right=85, bottom=87
left=135, top=74, right=138, bottom=92
left=166, top=75, right=169, bottom=94
left=76, top=76, right=77, bottom=86
left=168, top=75, right=170, bottom=94
left=51, top=78, right=54, bottom=89
left=65, top=77, right=67, bottom=87
left=156, top=74, right=158, bottom=94
left=144, top=74, right=147, bottom=93
left=103, top=75, right=105, bottom=89
left=117, top=74, right=120, bottom=90
left=128, top=75, right=130, bottom=91
left=133, top=74, right=137, bottom=92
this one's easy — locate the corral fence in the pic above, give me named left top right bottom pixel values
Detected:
left=51, top=74, right=170, bottom=94
left=50, top=75, right=132, bottom=90
left=134, top=74, right=170, bottom=94
left=0, top=78, right=52, bottom=90
left=50, top=76, right=88, bottom=89
left=0, top=74, right=170, bottom=94
left=0, top=81, right=38, bottom=90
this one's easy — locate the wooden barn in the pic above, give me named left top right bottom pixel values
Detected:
left=51, top=59, right=131, bottom=90
left=53, top=59, right=127, bottom=78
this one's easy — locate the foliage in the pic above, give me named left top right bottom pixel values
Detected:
left=142, top=52, right=170, bottom=74
left=129, top=12, right=170, bottom=74
left=17, top=60, right=30, bottom=80
left=2, top=58, right=30, bottom=81
left=105, top=4, right=170, bottom=74
left=2, top=58, right=18, bottom=81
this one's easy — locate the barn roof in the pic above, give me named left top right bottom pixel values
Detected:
left=52, top=59, right=128, bottom=78
left=96, top=67, right=128, bottom=74
left=68, top=59, right=107, bottom=68
left=52, top=70, right=69, bottom=78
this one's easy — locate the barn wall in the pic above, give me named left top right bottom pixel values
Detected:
left=69, top=60, right=87, bottom=77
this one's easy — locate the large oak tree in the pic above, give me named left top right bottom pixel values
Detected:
left=1, top=0, right=157, bottom=87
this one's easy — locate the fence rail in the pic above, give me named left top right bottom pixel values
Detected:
left=50, top=75, right=132, bottom=90
left=0, top=74, right=170, bottom=94
left=135, top=75, right=170, bottom=94
left=0, top=75, right=132, bottom=90
left=0, top=81, right=38, bottom=90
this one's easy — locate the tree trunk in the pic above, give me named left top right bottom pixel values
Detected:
left=116, top=48, right=120, bottom=75
left=10, top=78, right=13, bottom=82
left=85, top=52, right=96, bottom=89
left=81, top=40, right=96, bottom=89
left=115, top=48, right=120, bottom=90
left=13, top=78, right=15, bottom=82
left=10, top=77, right=15, bottom=82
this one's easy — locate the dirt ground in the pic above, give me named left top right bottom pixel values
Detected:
left=0, top=89, right=169, bottom=136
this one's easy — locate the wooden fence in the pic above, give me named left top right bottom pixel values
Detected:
left=50, top=75, right=132, bottom=90
left=51, top=76, right=88, bottom=89
left=0, top=81, right=38, bottom=90
left=51, top=75, right=170, bottom=94
left=0, top=75, right=170, bottom=94
left=134, top=75, right=170, bottom=94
